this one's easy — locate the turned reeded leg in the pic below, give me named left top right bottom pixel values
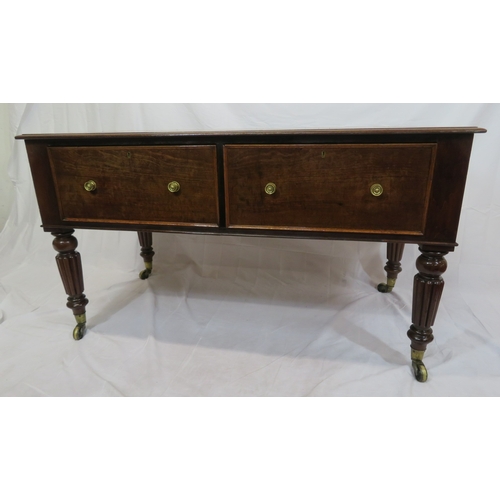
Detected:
left=52, top=230, right=89, bottom=340
left=138, top=231, right=155, bottom=280
left=407, top=247, right=448, bottom=382
left=378, top=242, right=405, bottom=293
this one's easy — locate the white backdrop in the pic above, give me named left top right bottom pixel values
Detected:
left=0, top=103, right=499, bottom=396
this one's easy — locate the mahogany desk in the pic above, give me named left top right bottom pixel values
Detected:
left=16, top=128, right=486, bottom=382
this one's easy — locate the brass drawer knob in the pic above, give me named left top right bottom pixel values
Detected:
left=168, top=181, right=181, bottom=193
left=265, top=182, right=277, bottom=195
left=370, top=184, right=383, bottom=197
left=84, top=180, right=97, bottom=192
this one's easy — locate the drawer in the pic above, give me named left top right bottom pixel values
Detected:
left=48, top=146, right=219, bottom=226
left=224, top=144, right=436, bottom=235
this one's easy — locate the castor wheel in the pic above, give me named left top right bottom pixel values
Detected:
left=139, top=262, right=153, bottom=280
left=377, top=283, right=393, bottom=293
left=410, top=348, right=428, bottom=382
left=73, top=323, right=87, bottom=341
left=377, top=278, right=396, bottom=293
left=72, top=313, right=87, bottom=340
left=412, top=360, right=428, bottom=382
left=139, top=269, right=151, bottom=280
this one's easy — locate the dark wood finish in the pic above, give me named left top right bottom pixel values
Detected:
left=48, top=146, right=219, bottom=226
left=224, top=144, right=436, bottom=233
left=137, top=231, right=154, bottom=279
left=407, top=247, right=448, bottom=352
left=16, top=128, right=486, bottom=381
left=16, top=127, right=486, bottom=141
left=377, top=242, right=406, bottom=293
left=19, top=128, right=484, bottom=249
left=52, top=230, right=88, bottom=317
left=385, top=242, right=405, bottom=281
left=138, top=231, right=154, bottom=264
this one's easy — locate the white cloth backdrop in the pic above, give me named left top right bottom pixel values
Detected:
left=0, top=103, right=499, bottom=396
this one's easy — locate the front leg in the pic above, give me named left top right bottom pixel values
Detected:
left=52, top=230, right=89, bottom=340
left=407, top=246, right=448, bottom=382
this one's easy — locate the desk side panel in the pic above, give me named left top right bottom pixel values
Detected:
left=422, top=134, right=475, bottom=245
left=25, top=141, right=65, bottom=227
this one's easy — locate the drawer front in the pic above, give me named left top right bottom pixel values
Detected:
left=224, top=144, right=436, bottom=234
left=48, top=146, right=219, bottom=226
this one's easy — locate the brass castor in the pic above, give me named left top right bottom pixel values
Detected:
left=139, top=269, right=151, bottom=280
left=411, top=349, right=428, bottom=382
left=139, top=262, right=152, bottom=280
left=73, top=314, right=87, bottom=341
left=412, top=360, right=428, bottom=382
left=377, top=278, right=396, bottom=293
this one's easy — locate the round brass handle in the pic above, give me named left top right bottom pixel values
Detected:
left=265, top=182, right=277, bottom=195
left=84, top=180, right=97, bottom=192
left=168, top=181, right=181, bottom=193
left=370, top=183, right=383, bottom=197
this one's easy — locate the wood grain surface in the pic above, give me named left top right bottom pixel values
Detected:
left=48, top=145, right=219, bottom=226
left=224, top=144, right=436, bottom=234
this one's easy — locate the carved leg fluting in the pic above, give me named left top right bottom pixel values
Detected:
left=52, top=230, right=89, bottom=340
left=407, top=247, right=448, bottom=382
left=138, top=231, right=155, bottom=280
left=378, top=242, right=405, bottom=293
